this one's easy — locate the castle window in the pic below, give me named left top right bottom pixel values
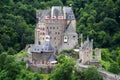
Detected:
left=47, top=27, right=48, bottom=29
left=57, top=27, right=59, bottom=29
left=64, top=36, right=68, bottom=43
left=50, top=27, right=52, bottom=29
left=43, top=32, right=45, bottom=35
left=73, top=36, right=75, bottom=38
left=53, top=27, right=55, bottom=29
left=58, top=32, right=60, bottom=34
left=55, top=32, right=57, bottom=34
left=43, top=38, right=44, bottom=40
left=54, top=37, right=56, bottom=40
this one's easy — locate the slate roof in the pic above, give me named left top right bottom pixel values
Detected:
left=31, top=42, right=53, bottom=53
left=48, top=55, right=56, bottom=62
left=65, top=24, right=75, bottom=33
left=81, top=37, right=93, bottom=51
left=64, top=7, right=75, bottom=20
left=36, top=6, right=75, bottom=20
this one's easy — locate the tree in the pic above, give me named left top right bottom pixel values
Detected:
left=7, top=47, right=17, bottom=55
left=0, top=52, right=43, bottom=80
left=101, top=49, right=112, bottom=62
left=47, top=0, right=63, bottom=7
left=117, top=52, right=120, bottom=66
left=108, top=62, right=120, bottom=74
left=81, top=67, right=103, bottom=80
left=49, top=54, right=76, bottom=80
left=0, top=43, right=4, bottom=54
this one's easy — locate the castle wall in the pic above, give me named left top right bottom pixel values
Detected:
left=32, top=52, right=53, bottom=64
left=59, top=33, right=78, bottom=52
left=79, top=39, right=93, bottom=64
left=45, top=19, right=66, bottom=50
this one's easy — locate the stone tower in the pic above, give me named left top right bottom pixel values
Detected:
left=35, top=23, right=46, bottom=45
left=79, top=37, right=93, bottom=64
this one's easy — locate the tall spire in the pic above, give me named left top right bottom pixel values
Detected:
left=90, top=39, right=93, bottom=49
left=87, top=36, right=89, bottom=42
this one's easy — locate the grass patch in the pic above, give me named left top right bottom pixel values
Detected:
left=14, top=50, right=26, bottom=58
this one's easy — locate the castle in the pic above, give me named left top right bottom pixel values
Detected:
left=26, top=6, right=101, bottom=72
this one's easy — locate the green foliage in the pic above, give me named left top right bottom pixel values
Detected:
left=81, top=67, right=103, bottom=80
left=108, top=62, right=120, bottom=74
left=100, top=60, right=110, bottom=71
left=0, top=1, right=35, bottom=53
left=0, top=53, right=21, bottom=80
left=117, top=52, right=120, bottom=66
left=8, top=47, right=17, bottom=55
left=0, top=43, right=4, bottom=54
left=50, top=54, right=103, bottom=80
left=101, top=48, right=120, bottom=74
left=101, top=49, right=111, bottom=62
left=73, top=66, right=103, bottom=80
left=75, top=0, right=120, bottom=49
left=0, top=53, right=43, bottom=80
left=14, top=50, right=26, bottom=58
left=49, top=54, right=75, bottom=80
left=60, top=49, right=79, bottom=59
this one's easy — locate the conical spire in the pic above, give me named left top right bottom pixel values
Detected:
left=87, top=36, right=89, bottom=42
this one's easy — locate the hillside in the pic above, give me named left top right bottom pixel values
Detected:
left=0, top=0, right=120, bottom=77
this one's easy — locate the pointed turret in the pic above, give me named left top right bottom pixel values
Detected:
left=87, top=36, right=89, bottom=42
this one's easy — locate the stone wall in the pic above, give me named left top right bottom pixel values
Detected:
left=28, top=63, right=54, bottom=73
